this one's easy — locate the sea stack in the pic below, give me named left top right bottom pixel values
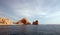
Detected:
left=32, top=20, right=38, bottom=25
left=16, top=18, right=31, bottom=25
left=0, top=18, right=13, bottom=25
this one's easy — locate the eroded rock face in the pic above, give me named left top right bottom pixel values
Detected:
left=16, top=18, right=31, bottom=25
left=0, top=18, right=3, bottom=23
left=32, top=20, right=38, bottom=25
left=0, top=18, right=13, bottom=24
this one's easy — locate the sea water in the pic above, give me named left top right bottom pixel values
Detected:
left=0, top=25, right=60, bottom=35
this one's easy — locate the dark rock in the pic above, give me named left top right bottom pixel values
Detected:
left=32, top=20, right=38, bottom=25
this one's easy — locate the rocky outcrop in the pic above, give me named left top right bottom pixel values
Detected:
left=16, top=18, right=31, bottom=25
left=0, top=17, right=39, bottom=25
left=0, top=18, right=13, bottom=25
left=32, top=20, right=38, bottom=25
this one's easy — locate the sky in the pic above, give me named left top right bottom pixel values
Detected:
left=0, top=0, right=60, bottom=24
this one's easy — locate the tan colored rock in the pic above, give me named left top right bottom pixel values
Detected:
left=0, top=18, right=13, bottom=25
left=32, top=20, right=38, bottom=25
left=4, top=18, right=13, bottom=24
left=16, top=18, right=31, bottom=25
left=0, top=18, right=4, bottom=23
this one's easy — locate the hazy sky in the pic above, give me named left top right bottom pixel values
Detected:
left=0, top=0, right=60, bottom=24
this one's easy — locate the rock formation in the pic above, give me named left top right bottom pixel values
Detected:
left=32, top=20, right=38, bottom=25
left=0, top=18, right=13, bottom=25
left=16, top=18, right=31, bottom=25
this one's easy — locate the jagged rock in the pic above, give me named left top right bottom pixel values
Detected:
left=0, top=18, right=13, bottom=25
left=0, top=18, right=3, bottom=23
left=16, top=18, right=31, bottom=25
left=32, top=20, right=38, bottom=25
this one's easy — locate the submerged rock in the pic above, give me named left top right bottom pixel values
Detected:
left=32, top=20, right=38, bottom=25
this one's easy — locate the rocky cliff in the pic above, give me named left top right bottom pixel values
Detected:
left=0, top=18, right=13, bottom=25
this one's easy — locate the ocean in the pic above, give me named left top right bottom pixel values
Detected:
left=0, top=25, right=60, bottom=35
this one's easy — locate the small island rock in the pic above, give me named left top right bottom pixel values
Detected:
left=32, top=20, right=38, bottom=25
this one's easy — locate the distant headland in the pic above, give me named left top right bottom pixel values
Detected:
left=0, top=17, right=38, bottom=25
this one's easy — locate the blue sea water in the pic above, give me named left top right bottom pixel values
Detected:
left=0, top=25, right=60, bottom=35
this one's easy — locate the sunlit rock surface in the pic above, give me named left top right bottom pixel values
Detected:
left=16, top=18, right=31, bottom=25
left=32, top=20, right=38, bottom=25
left=0, top=18, right=13, bottom=25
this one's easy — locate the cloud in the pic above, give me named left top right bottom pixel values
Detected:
left=0, top=0, right=60, bottom=24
